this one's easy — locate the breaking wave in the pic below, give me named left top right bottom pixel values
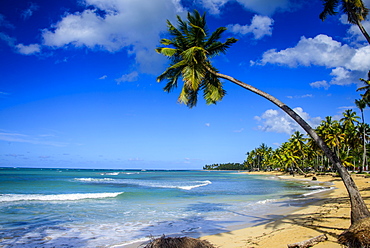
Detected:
left=0, top=192, right=124, bottom=202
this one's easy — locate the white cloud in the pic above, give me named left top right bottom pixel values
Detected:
left=254, top=107, right=322, bottom=135
left=339, top=14, right=370, bottom=44
left=116, top=71, right=139, bottom=84
left=0, top=14, right=14, bottom=29
left=310, top=80, right=330, bottom=90
left=198, top=0, right=297, bottom=16
left=199, top=0, right=228, bottom=14
left=256, top=34, right=370, bottom=86
left=99, top=75, right=108, bottom=80
left=0, top=32, right=16, bottom=46
left=235, top=0, right=294, bottom=15
left=41, top=0, right=185, bottom=74
left=0, top=131, right=67, bottom=147
left=286, top=94, right=313, bottom=99
left=21, top=3, right=39, bottom=20
left=15, top=43, right=41, bottom=55
left=228, top=15, right=274, bottom=39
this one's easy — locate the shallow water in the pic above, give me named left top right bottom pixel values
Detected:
left=0, top=168, right=332, bottom=247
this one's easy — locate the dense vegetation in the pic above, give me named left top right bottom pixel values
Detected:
left=204, top=109, right=370, bottom=172
left=203, top=163, right=245, bottom=170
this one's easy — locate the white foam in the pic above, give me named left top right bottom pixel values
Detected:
left=108, top=179, right=212, bottom=191
left=75, top=178, right=114, bottom=182
left=256, top=198, right=278, bottom=204
left=0, top=192, right=124, bottom=202
left=301, top=186, right=335, bottom=197
left=100, top=172, right=120, bottom=175
left=176, top=180, right=212, bottom=190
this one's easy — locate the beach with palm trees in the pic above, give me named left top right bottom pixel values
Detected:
left=200, top=172, right=370, bottom=248
left=155, top=7, right=370, bottom=245
left=243, top=109, right=369, bottom=174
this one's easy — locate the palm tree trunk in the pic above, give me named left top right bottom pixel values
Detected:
left=356, top=19, right=370, bottom=45
left=361, top=111, right=367, bottom=171
left=212, top=70, right=370, bottom=224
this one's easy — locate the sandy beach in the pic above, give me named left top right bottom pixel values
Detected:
left=200, top=172, right=370, bottom=248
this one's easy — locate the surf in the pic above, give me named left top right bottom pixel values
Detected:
left=0, top=192, right=124, bottom=202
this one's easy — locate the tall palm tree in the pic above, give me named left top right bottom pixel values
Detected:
left=156, top=10, right=369, bottom=224
left=357, top=71, right=370, bottom=103
left=319, top=0, right=370, bottom=44
left=288, top=131, right=309, bottom=172
left=355, top=99, right=368, bottom=170
left=340, top=109, right=360, bottom=130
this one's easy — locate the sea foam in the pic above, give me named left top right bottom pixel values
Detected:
left=0, top=192, right=124, bottom=202
left=74, top=178, right=114, bottom=182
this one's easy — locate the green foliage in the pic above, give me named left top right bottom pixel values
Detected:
left=242, top=109, right=370, bottom=173
left=156, top=10, right=237, bottom=108
left=203, top=163, right=246, bottom=170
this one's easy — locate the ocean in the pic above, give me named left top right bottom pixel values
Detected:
left=0, top=168, right=333, bottom=247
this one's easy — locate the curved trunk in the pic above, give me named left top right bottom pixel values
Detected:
left=356, top=20, right=370, bottom=45
left=213, top=71, right=370, bottom=224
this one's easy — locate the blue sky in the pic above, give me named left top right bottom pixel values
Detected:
left=1, top=0, right=370, bottom=169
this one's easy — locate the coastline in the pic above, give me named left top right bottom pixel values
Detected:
left=200, top=171, right=370, bottom=248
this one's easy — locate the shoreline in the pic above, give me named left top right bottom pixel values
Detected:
left=200, top=171, right=370, bottom=248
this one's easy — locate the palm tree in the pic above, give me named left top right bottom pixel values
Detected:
left=156, top=10, right=369, bottom=224
left=357, top=71, right=370, bottom=103
left=288, top=131, right=309, bottom=173
left=355, top=98, right=368, bottom=170
left=340, top=109, right=360, bottom=130
left=319, top=0, right=370, bottom=44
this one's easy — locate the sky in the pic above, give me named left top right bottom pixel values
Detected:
left=1, top=0, right=370, bottom=170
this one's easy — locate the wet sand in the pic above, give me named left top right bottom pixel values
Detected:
left=200, top=172, right=370, bottom=248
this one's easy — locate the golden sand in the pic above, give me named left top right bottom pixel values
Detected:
left=200, top=172, right=370, bottom=248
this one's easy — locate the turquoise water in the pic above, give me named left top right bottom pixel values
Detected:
left=0, top=168, right=332, bottom=247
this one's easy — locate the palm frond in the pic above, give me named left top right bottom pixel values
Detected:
left=156, top=10, right=237, bottom=108
left=155, top=47, right=177, bottom=57
left=160, top=39, right=174, bottom=46
left=205, top=27, right=227, bottom=48
left=319, top=0, right=339, bottom=20
left=207, top=38, right=238, bottom=57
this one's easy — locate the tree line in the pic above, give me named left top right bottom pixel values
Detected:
left=245, top=109, right=369, bottom=173
left=204, top=108, right=370, bottom=173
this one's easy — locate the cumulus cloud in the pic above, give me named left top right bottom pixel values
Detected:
left=41, top=0, right=184, bottom=74
left=228, top=15, right=274, bottom=39
left=254, top=107, right=321, bottom=134
left=255, top=34, right=370, bottom=86
left=15, top=43, right=41, bottom=55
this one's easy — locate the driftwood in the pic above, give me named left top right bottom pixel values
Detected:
left=287, top=234, right=328, bottom=248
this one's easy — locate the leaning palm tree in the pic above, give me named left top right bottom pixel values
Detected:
left=156, top=10, right=370, bottom=225
left=319, top=0, right=370, bottom=44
